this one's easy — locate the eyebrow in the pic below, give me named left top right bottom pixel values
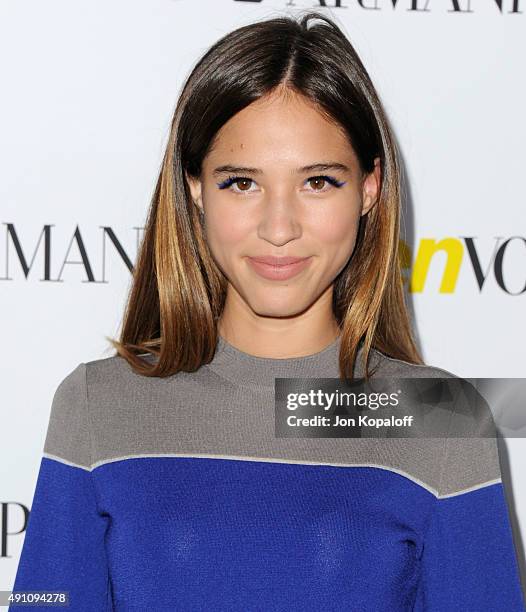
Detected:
left=212, top=162, right=351, bottom=177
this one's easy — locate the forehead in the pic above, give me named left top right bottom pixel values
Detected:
left=204, top=90, right=359, bottom=172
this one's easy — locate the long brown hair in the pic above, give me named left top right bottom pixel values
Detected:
left=106, top=11, right=424, bottom=379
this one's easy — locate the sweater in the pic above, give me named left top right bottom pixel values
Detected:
left=9, top=334, right=526, bottom=611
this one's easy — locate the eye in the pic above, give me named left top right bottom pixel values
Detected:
left=305, top=175, right=346, bottom=192
left=217, top=176, right=257, bottom=193
left=216, top=174, right=346, bottom=194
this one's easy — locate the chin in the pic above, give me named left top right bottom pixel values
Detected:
left=245, top=292, right=314, bottom=318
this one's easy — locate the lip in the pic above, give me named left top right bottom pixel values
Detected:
left=250, top=256, right=308, bottom=266
left=247, top=255, right=313, bottom=281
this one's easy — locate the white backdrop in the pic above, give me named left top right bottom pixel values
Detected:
left=1, top=0, right=525, bottom=596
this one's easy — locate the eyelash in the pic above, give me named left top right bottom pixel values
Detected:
left=216, top=175, right=346, bottom=193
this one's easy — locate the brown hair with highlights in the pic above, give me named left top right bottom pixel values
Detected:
left=107, top=11, right=424, bottom=379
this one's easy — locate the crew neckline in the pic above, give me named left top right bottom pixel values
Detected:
left=207, top=334, right=344, bottom=390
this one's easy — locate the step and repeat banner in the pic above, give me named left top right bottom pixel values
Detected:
left=1, top=0, right=525, bottom=597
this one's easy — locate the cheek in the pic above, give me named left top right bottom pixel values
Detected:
left=205, top=207, right=251, bottom=249
left=309, top=197, right=362, bottom=253
left=201, top=189, right=252, bottom=263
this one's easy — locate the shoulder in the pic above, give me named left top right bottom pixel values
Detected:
left=44, top=362, right=90, bottom=468
left=85, top=353, right=142, bottom=384
left=83, top=353, right=207, bottom=402
left=50, top=355, right=152, bottom=418
left=44, top=355, right=157, bottom=467
left=368, top=346, right=458, bottom=380
left=369, top=347, right=496, bottom=433
left=52, top=353, right=168, bottom=395
left=368, top=349, right=501, bottom=496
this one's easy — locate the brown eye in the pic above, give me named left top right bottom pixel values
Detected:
left=308, top=177, right=326, bottom=191
left=235, top=178, right=253, bottom=191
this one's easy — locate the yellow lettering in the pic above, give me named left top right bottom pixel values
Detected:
left=410, top=238, right=463, bottom=293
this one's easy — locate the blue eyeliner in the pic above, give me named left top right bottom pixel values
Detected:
left=216, top=175, right=346, bottom=190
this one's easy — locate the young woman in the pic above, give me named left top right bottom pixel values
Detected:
left=11, top=11, right=525, bottom=611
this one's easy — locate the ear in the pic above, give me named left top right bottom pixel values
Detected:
left=361, top=157, right=381, bottom=217
left=184, top=171, right=204, bottom=215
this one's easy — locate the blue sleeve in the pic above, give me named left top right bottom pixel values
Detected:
left=413, top=481, right=525, bottom=611
left=9, top=364, right=112, bottom=611
left=414, top=380, right=525, bottom=611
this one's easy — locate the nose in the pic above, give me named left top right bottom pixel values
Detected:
left=256, top=195, right=303, bottom=247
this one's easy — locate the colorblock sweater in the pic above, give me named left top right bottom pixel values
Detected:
left=10, top=335, right=526, bottom=611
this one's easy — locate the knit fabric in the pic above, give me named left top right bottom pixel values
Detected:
left=10, top=335, right=525, bottom=611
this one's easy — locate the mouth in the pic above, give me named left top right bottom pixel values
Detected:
left=246, top=256, right=313, bottom=281
left=249, top=255, right=309, bottom=266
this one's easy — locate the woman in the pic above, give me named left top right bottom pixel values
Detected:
left=11, top=11, right=525, bottom=611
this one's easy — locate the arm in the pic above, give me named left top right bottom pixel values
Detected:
left=413, top=379, right=525, bottom=611
left=9, top=363, right=112, bottom=611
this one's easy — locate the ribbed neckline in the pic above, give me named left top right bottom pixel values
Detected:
left=207, top=333, right=345, bottom=390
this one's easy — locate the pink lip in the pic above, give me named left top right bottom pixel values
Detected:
left=247, top=256, right=312, bottom=281
left=250, top=256, right=308, bottom=266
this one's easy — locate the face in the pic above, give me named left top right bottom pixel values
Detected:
left=186, top=88, right=381, bottom=323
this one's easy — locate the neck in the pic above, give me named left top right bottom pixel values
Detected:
left=206, top=332, right=354, bottom=390
left=217, top=285, right=340, bottom=359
